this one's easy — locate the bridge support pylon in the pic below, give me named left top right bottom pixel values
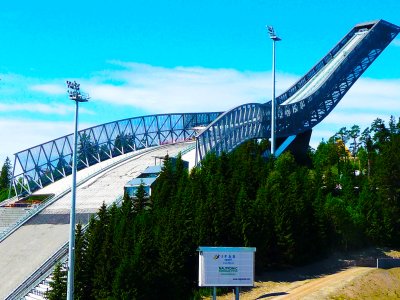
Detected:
left=264, top=130, right=312, bottom=164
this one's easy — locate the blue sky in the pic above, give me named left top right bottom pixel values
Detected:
left=1, top=0, right=400, bottom=164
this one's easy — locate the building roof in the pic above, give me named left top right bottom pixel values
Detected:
left=141, top=165, right=162, bottom=174
left=125, top=177, right=157, bottom=187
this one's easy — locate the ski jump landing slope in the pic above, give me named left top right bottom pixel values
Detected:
left=0, top=143, right=190, bottom=298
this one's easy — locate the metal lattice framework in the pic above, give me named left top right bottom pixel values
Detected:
left=276, top=20, right=400, bottom=136
left=196, top=103, right=269, bottom=162
left=12, top=112, right=221, bottom=195
left=196, top=19, right=400, bottom=162
left=11, top=20, right=400, bottom=194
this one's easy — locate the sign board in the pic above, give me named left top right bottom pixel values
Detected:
left=198, top=247, right=256, bottom=287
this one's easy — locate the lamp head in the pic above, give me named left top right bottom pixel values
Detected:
left=66, top=80, right=89, bottom=102
left=267, top=25, right=281, bottom=41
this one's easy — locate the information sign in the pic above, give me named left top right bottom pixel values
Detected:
left=198, top=247, right=256, bottom=287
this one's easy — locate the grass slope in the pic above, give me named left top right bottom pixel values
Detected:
left=331, top=268, right=400, bottom=300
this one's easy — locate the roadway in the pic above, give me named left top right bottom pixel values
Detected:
left=0, top=142, right=192, bottom=298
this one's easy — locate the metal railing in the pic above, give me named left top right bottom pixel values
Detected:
left=6, top=195, right=124, bottom=300
left=0, top=196, right=19, bottom=208
left=12, top=112, right=221, bottom=195
left=6, top=143, right=192, bottom=299
left=180, top=142, right=196, bottom=156
left=0, top=143, right=191, bottom=243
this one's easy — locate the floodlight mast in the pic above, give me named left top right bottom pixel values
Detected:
left=66, top=80, right=89, bottom=300
left=267, top=26, right=281, bottom=155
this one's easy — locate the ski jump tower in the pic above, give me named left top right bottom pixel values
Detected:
left=195, top=19, right=400, bottom=161
left=11, top=19, right=400, bottom=196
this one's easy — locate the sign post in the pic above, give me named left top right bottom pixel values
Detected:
left=198, top=247, right=256, bottom=299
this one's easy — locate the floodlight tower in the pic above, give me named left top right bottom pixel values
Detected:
left=66, top=80, right=89, bottom=300
left=267, top=26, right=281, bottom=155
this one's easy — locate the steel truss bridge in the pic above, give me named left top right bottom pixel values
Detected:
left=11, top=19, right=400, bottom=197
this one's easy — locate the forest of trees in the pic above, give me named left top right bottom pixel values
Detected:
left=43, top=116, right=400, bottom=299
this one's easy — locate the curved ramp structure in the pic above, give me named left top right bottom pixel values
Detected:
left=12, top=112, right=221, bottom=196
left=195, top=103, right=269, bottom=161
left=196, top=19, right=400, bottom=161
left=3, top=18, right=399, bottom=298
left=1, top=143, right=190, bottom=298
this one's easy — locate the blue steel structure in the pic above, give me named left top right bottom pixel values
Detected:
left=11, top=19, right=400, bottom=196
left=11, top=112, right=221, bottom=195
left=194, top=103, right=269, bottom=163
left=196, top=19, right=400, bottom=161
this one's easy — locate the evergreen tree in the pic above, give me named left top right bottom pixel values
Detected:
left=112, top=256, right=138, bottom=299
left=45, top=262, right=67, bottom=300
left=82, top=203, right=109, bottom=299
left=349, top=124, right=361, bottom=157
left=77, top=133, right=99, bottom=168
left=74, top=223, right=87, bottom=300
left=233, top=184, right=251, bottom=246
left=0, top=157, right=12, bottom=190
left=248, top=184, right=276, bottom=269
left=373, top=134, right=400, bottom=245
left=113, top=134, right=127, bottom=156
left=0, top=157, right=13, bottom=201
left=68, top=123, right=400, bottom=298
left=135, top=180, right=148, bottom=212
left=360, top=127, right=373, bottom=178
left=151, top=154, right=175, bottom=208
left=335, top=127, right=349, bottom=145
left=371, top=118, right=390, bottom=149
left=92, top=203, right=116, bottom=299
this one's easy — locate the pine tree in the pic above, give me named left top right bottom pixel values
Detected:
left=82, top=203, right=109, bottom=299
left=55, top=131, right=400, bottom=297
left=135, top=180, right=148, bottom=212
left=233, top=184, right=251, bottom=246
left=45, top=262, right=67, bottom=300
left=373, top=134, right=400, bottom=245
left=74, top=223, right=87, bottom=300
left=112, top=256, right=138, bottom=299
left=92, top=203, right=116, bottom=299
left=152, top=154, right=175, bottom=208
left=371, top=118, right=390, bottom=149
left=248, top=184, right=276, bottom=269
left=0, top=157, right=12, bottom=190
left=349, top=124, right=361, bottom=157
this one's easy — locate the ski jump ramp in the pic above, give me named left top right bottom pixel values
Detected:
left=3, top=19, right=399, bottom=298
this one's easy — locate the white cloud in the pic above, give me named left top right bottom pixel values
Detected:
left=30, top=84, right=65, bottom=95
left=0, top=102, right=94, bottom=115
left=83, top=62, right=297, bottom=113
left=2, top=62, right=399, bottom=167
left=84, top=63, right=400, bottom=150
left=0, top=119, right=94, bottom=166
left=25, top=63, right=297, bottom=113
left=0, top=103, right=73, bottom=115
left=393, top=39, right=400, bottom=47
